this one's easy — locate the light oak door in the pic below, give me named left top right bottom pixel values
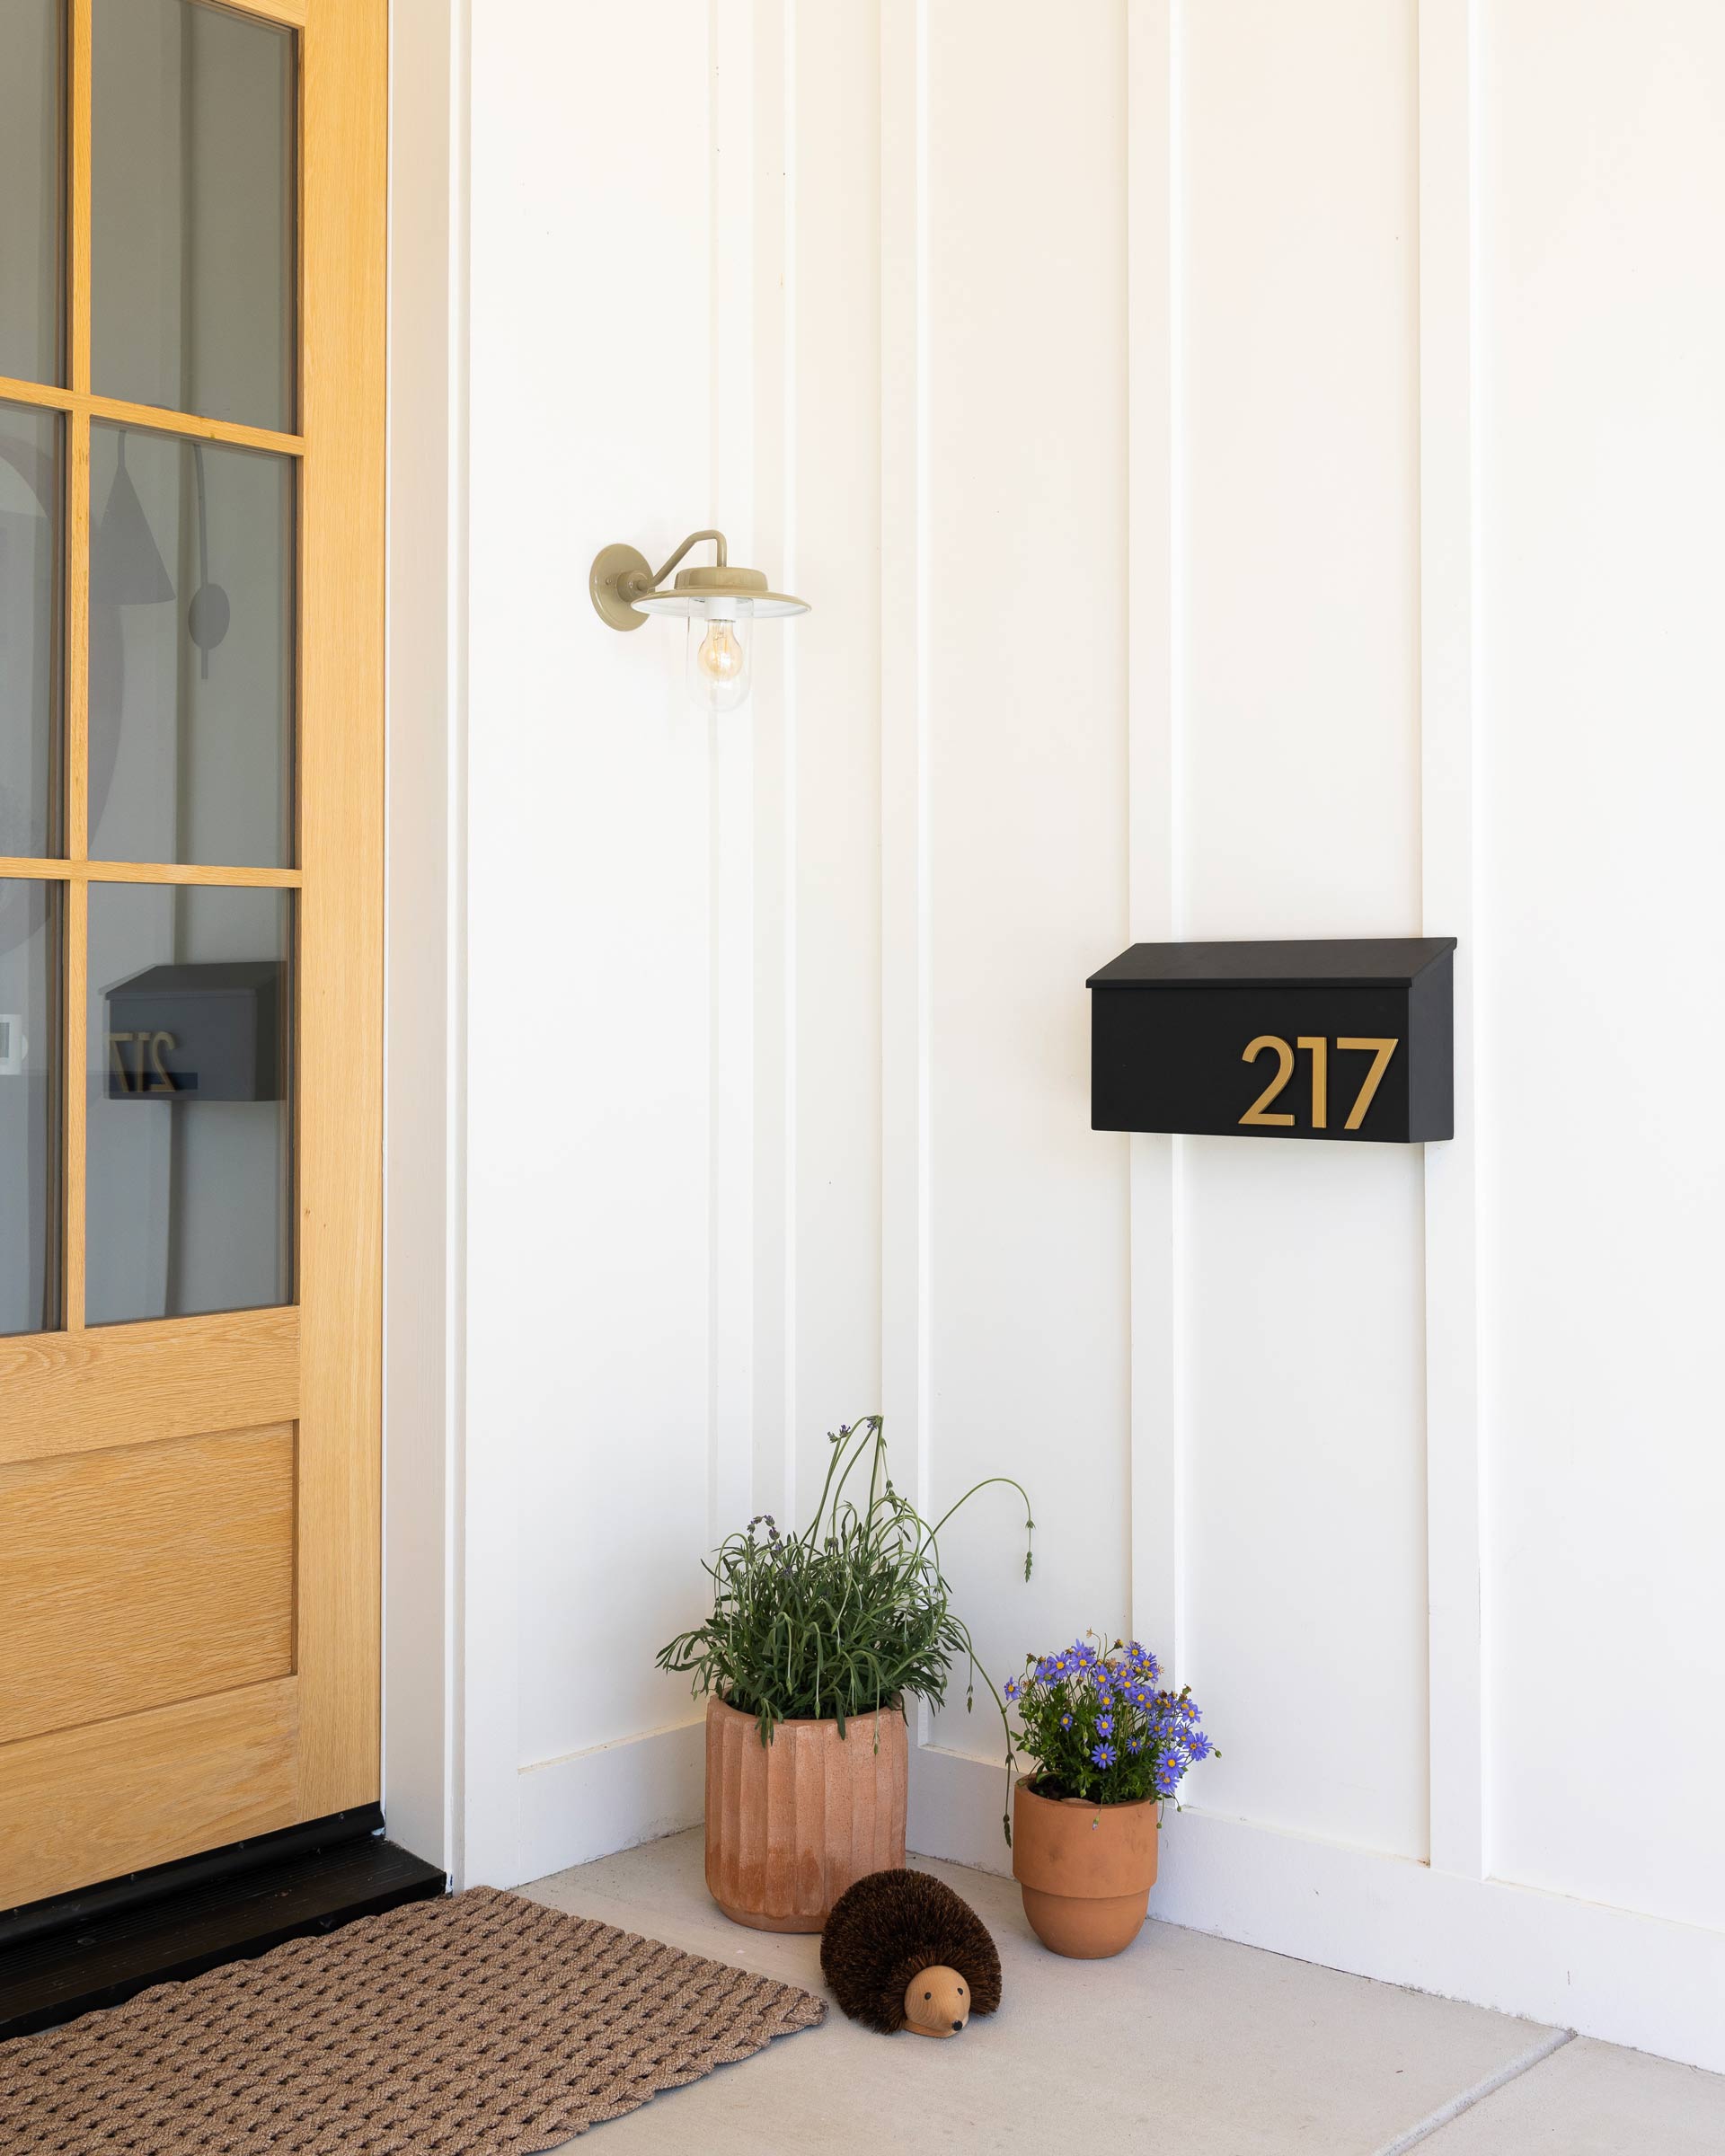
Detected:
left=0, top=0, right=385, bottom=1907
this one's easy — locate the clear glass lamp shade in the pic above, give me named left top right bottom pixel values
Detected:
left=685, top=610, right=754, bottom=714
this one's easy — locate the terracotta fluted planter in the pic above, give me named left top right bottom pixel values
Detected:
left=704, top=1695, right=908, bottom=1932
left=1012, top=1780, right=1159, bottom=1957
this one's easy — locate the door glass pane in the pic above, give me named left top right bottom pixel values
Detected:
left=87, top=883, right=292, bottom=1326
left=0, top=0, right=64, bottom=386
left=0, top=881, right=61, bottom=1336
left=92, top=0, right=296, bottom=432
left=0, top=404, right=63, bottom=858
left=89, top=424, right=293, bottom=868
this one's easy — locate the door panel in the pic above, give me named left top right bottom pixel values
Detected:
left=0, top=1422, right=294, bottom=1744
left=0, top=1681, right=299, bottom=1908
left=0, top=0, right=383, bottom=1909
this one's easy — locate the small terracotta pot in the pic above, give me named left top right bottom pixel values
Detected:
left=704, top=1695, right=908, bottom=1933
left=1011, top=1779, right=1159, bottom=1957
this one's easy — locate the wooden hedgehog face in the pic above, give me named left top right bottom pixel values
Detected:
left=819, top=1867, right=1003, bottom=2039
left=902, top=1966, right=970, bottom=2039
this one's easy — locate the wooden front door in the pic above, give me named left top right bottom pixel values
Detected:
left=0, top=0, right=385, bottom=1907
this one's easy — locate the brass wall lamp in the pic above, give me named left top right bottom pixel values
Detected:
left=589, top=529, right=809, bottom=713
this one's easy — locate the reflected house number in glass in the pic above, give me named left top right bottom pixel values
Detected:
left=1086, top=940, right=1455, bottom=1146
left=108, top=1028, right=180, bottom=1097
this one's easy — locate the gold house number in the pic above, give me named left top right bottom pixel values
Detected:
left=1240, top=1035, right=1398, bottom=1133
left=108, top=1030, right=179, bottom=1096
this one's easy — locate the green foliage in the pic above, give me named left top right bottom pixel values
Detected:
left=657, top=1417, right=1033, bottom=1827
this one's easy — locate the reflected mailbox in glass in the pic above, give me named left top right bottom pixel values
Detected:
left=87, top=884, right=292, bottom=1326
left=105, top=961, right=284, bottom=1104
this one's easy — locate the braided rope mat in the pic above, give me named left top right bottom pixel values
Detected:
left=0, top=1886, right=826, bottom=2153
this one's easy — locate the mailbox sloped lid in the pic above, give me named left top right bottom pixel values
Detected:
left=106, top=960, right=281, bottom=1001
left=1086, top=938, right=1457, bottom=991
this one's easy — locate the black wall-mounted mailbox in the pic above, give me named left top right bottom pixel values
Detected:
left=105, top=960, right=286, bottom=1102
left=1087, top=939, right=1455, bottom=1144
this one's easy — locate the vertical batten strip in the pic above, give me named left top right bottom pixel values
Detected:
left=778, top=0, right=800, bottom=1528
left=879, top=0, right=929, bottom=1743
left=1126, top=0, right=1184, bottom=1676
left=1418, top=0, right=1486, bottom=1882
left=746, top=4, right=792, bottom=1527
left=705, top=0, right=758, bottom=1551
left=911, top=0, right=929, bottom=1573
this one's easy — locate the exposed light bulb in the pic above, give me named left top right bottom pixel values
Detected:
left=698, top=621, right=745, bottom=685
left=686, top=612, right=753, bottom=713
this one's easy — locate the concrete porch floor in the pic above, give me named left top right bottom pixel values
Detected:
left=522, top=1830, right=1725, bottom=2154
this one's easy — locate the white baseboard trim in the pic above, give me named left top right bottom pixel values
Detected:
left=515, top=1719, right=706, bottom=1885
left=908, top=1739, right=1020, bottom=1877
left=907, top=1744, right=1725, bottom=2075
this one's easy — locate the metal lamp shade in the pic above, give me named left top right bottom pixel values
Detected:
left=631, top=561, right=809, bottom=621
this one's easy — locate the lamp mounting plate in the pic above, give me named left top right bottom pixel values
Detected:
left=589, top=543, right=651, bottom=632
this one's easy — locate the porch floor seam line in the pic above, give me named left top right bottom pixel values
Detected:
left=1369, top=2028, right=1578, bottom=2156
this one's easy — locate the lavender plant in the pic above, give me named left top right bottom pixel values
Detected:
left=657, top=1416, right=1033, bottom=1798
left=1007, top=1633, right=1214, bottom=1806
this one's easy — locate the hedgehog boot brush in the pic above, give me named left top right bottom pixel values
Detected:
left=820, top=1868, right=1003, bottom=2037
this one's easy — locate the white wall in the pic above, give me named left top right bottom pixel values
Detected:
left=1479, top=0, right=1725, bottom=1938
left=389, top=0, right=1725, bottom=2072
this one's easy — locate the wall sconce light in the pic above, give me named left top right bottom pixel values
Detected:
left=589, top=528, right=809, bottom=714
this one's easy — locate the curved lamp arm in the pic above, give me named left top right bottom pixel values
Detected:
left=619, top=528, right=728, bottom=605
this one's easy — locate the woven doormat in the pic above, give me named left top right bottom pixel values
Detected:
left=0, top=1886, right=826, bottom=2153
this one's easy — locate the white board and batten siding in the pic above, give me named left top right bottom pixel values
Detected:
left=392, top=0, right=1725, bottom=2072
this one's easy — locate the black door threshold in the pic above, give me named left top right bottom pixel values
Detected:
left=0, top=1816, right=447, bottom=2041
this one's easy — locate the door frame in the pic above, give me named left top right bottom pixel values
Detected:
left=382, top=0, right=500, bottom=1887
